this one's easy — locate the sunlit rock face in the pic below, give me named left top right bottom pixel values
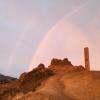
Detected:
left=48, top=58, right=85, bottom=73
left=50, top=58, right=72, bottom=66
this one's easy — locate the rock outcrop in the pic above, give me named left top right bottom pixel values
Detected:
left=48, top=58, right=85, bottom=73
left=19, top=64, right=54, bottom=93
left=50, top=58, right=72, bottom=66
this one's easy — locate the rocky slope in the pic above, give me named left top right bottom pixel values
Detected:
left=0, top=64, right=54, bottom=100
left=16, top=71, right=100, bottom=100
left=0, top=58, right=100, bottom=100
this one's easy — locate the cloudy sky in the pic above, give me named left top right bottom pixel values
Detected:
left=0, top=0, right=100, bottom=77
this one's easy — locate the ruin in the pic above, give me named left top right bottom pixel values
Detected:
left=84, top=47, right=90, bottom=71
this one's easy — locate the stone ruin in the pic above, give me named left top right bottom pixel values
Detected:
left=84, top=47, right=90, bottom=71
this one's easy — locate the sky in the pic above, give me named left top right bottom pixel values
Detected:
left=0, top=0, right=100, bottom=77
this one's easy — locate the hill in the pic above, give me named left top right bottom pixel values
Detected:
left=17, top=71, right=100, bottom=100
left=0, top=73, right=16, bottom=83
left=0, top=58, right=100, bottom=100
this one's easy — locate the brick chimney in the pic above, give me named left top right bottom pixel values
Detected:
left=84, top=47, right=90, bottom=71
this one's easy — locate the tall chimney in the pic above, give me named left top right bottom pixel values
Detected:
left=84, top=47, right=90, bottom=71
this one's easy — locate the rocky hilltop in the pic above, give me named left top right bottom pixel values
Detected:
left=0, top=58, right=100, bottom=100
left=48, top=58, right=85, bottom=73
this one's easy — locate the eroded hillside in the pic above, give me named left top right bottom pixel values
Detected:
left=0, top=58, right=99, bottom=100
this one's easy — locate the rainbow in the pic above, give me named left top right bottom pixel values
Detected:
left=28, top=1, right=90, bottom=71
